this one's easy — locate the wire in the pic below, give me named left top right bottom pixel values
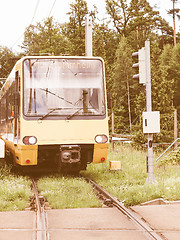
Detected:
left=0, top=0, right=41, bottom=56
left=0, top=0, right=41, bottom=76
left=11, top=33, right=24, bottom=49
left=30, top=0, right=41, bottom=24
left=48, top=0, right=57, bottom=17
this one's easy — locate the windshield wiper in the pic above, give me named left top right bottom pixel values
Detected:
left=62, top=59, right=78, bottom=76
left=66, top=107, right=90, bottom=120
left=38, top=108, right=62, bottom=120
left=40, top=88, right=75, bottom=106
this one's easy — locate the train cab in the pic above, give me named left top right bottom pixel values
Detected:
left=0, top=56, right=109, bottom=172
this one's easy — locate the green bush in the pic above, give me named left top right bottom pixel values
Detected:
left=159, top=147, right=180, bottom=166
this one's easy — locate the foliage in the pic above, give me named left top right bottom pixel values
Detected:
left=132, top=126, right=146, bottom=147
left=62, top=0, right=98, bottom=56
left=0, top=46, right=17, bottom=88
left=128, top=0, right=161, bottom=46
left=167, top=0, right=180, bottom=20
left=171, top=43, right=180, bottom=109
left=111, top=36, right=137, bottom=133
left=61, top=0, right=88, bottom=55
left=0, top=165, right=32, bottom=211
left=105, top=0, right=130, bottom=36
left=158, top=146, right=180, bottom=166
left=105, top=0, right=174, bottom=48
left=22, top=17, right=69, bottom=55
left=93, top=22, right=119, bottom=95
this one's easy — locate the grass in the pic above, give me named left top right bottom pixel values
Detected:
left=0, top=165, right=32, bottom=211
left=37, top=175, right=103, bottom=209
left=82, top=144, right=180, bottom=206
left=1, top=144, right=179, bottom=211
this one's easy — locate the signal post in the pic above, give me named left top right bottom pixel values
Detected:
left=132, top=40, right=160, bottom=184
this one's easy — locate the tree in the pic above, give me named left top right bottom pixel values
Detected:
left=105, top=0, right=174, bottom=49
left=154, top=44, right=176, bottom=142
left=111, top=37, right=136, bottom=133
left=128, top=0, right=160, bottom=46
left=168, top=1, right=180, bottom=143
left=152, top=44, right=173, bottom=112
left=0, top=46, right=16, bottom=78
left=93, top=22, right=119, bottom=92
left=22, top=17, right=69, bottom=55
left=62, top=0, right=89, bottom=56
left=157, top=18, right=174, bottom=48
left=105, top=0, right=130, bottom=36
left=170, top=43, right=180, bottom=113
left=168, top=0, right=180, bottom=46
left=0, top=46, right=20, bottom=88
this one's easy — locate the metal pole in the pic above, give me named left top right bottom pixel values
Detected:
left=84, top=15, right=92, bottom=113
left=145, top=40, right=156, bottom=184
left=112, top=112, right=115, bottom=151
left=85, top=15, right=92, bottom=57
left=174, top=109, right=178, bottom=148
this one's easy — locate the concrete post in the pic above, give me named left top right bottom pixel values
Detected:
left=85, top=16, right=92, bottom=57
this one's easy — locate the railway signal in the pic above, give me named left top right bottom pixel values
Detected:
left=132, top=47, right=146, bottom=84
left=133, top=41, right=160, bottom=184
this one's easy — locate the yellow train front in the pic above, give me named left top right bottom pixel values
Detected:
left=0, top=56, right=109, bottom=172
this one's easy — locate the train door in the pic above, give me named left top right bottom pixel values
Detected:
left=14, top=71, right=20, bottom=145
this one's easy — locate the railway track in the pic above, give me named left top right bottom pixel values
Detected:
left=82, top=176, right=165, bottom=240
left=30, top=175, right=165, bottom=240
left=31, top=178, right=49, bottom=240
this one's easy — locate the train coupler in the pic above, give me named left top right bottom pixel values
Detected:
left=60, top=145, right=81, bottom=164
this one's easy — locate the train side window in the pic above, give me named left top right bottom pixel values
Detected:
left=14, top=71, right=20, bottom=141
left=1, top=96, right=6, bottom=123
left=9, top=82, right=15, bottom=118
left=15, top=71, right=20, bottom=92
left=15, top=71, right=20, bottom=108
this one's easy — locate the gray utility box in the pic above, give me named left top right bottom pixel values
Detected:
left=142, top=111, right=160, bottom=134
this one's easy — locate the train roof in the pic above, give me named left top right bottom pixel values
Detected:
left=18, top=55, right=104, bottom=61
left=0, top=55, right=104, bottom=99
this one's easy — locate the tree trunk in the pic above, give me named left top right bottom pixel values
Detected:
left=126, top=79, right=132, bottom=132
left=173, top=0, right=177, bottom=46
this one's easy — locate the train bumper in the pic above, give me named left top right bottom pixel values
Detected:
left=15, top=145, right=38, bottom=166
left=14, top=142, right=109, bottom=166
left=93, top=143, right=109, bottom=163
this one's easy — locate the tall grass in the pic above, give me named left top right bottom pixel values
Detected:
left=1, top=145, right=179, bottom=211
left=0, top=165, right=32, bottom=211
left=38, top=175, right=103, bottom=209
left=82, top=144, right=180, bottom=206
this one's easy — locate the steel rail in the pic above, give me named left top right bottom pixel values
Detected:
left=83, top=176, right=164, bottom=240
left=31, top=178, right=48, bottom=240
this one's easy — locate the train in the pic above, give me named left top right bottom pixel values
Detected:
left=0, top=56, right=109, bottom=172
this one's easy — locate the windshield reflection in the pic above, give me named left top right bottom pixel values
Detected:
left=23, top=58, right=106, bottom=119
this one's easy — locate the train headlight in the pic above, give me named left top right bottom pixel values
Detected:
left=95, top=135, right=108, bottom=144
left=23, top=136, right=37, bottom=145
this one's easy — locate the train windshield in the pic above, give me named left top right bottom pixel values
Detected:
left=23, top=58, right=106, bottom=119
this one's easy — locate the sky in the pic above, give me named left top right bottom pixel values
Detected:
left=0, top=0, right=179, bottom=53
